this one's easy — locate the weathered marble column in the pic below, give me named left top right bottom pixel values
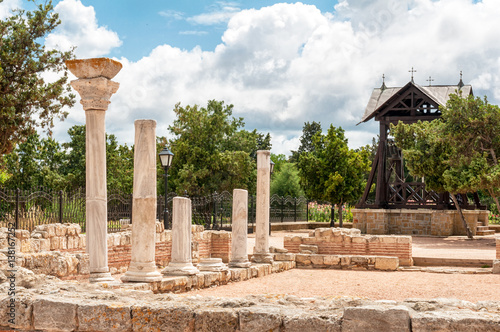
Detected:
left=66, top=58, right=122, bottom=283
left=252, top=150, right=273, bottom=263
left=229, top=189, right=251, bottom=268
left=121, top=120, right=162, bottom=282
left=162, top=197, right=199, bottom=275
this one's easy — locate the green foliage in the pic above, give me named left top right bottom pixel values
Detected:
left=307, top=202, right=354, bottom=223
left=308, top=202, right=331, bottom=222
left=270, top=163, right=304, bottom=197
left=391, top=93, right=500, bottom=238
left=391, top=93, right=500, bottom=198
left=61, top=125, right=86, bottom=189
left=0, top=169, right=10, bottom=184
left=297, top=125, right=370, bottom=203
left=167, top=100, right=271, bottom=196
left=270, top=153, right=287, bottom=174
left=297, top=125, right=370, bottom=223
left=3, top=132, right=67, bottom=190
left=2, top=125, right=134, bottom=193
left=289, top=121, right=322, bottom=163
left=0, top=0, right=75, bottom=156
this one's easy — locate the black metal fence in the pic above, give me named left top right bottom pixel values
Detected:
left=0, top=187, right=310, bottom=233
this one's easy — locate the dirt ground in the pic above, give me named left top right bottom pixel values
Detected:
left=181, top=268, right=500, bottom=302
left=179, top=231, right=499, bottom=302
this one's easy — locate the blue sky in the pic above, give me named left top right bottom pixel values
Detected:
left=82, top=0, right=339, bottom=61
left=3, top=0, right=500, bottom=156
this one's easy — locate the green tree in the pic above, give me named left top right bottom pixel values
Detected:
left=62, top=125, right=86, bottom=190
left=270, top=153, right=288, bottom=174
left=270, top=162, right=304, bottom=197
left=390, top=93, right=500, bottom=239
left=106, top=134, right=134, bottom=194
left=62, top=125, right=134, bottom=193
left=167, top=100, right=270, bottom=196
left=3, top=132, right=67, bottom=190
left=290, top=121, right=322, bottom=163
left=0, top=1, right=75, bottom=157
left=297, top=125, right=370, bottom=225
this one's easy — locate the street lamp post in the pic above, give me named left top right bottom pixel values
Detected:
left=159, top=146, right=174, bottom=229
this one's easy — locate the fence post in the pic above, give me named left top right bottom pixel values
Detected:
left=330, top=203, right=335, bottom=228
left=59, top=190, right=63, bottom=224
left=15, top=188, right=20, bottom=230
left=306, top=199, right=309, bottom=222
left=281, top=196, right=284, bottom=223
left=294, top=197, right=297, bottom=222
left=211, top=192, right=217, bottom=230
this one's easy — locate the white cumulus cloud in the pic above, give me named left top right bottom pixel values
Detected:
left=56, top=0, right=500, bottom=157
left=45, top=0, right=121, bottom=58
left=0, top=0, right=21, bottom=19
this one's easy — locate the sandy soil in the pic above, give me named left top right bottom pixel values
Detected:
left=180, top=269, right=500, bottom=302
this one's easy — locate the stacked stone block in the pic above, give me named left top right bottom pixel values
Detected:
left=2, top=294, right=499, bottom=331
left=295, top=253, right=399, bottom=270
left=284, top=228, right=413, bottom=266
left=0, top=223, right=233, bottom=278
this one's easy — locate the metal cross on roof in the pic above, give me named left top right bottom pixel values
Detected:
left=409, top=67, right=417, bottom=82
left=426, top=76, right=434, bottom=86
left=381, top=74, right=387, bottom=90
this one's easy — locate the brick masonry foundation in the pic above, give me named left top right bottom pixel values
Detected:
left=352, top=208, right=489, bottom=236
left=284, top=228, right=413, bottom=266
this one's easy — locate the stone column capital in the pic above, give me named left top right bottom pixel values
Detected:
left=70, top=77, right=120, bottom=111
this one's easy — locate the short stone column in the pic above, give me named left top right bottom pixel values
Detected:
left=121, top=120, right=162, bottom=282
left=230, top=189, right=251, bottom=268
left=66, top=58, right=122, bottom=283
left=162, top=197, right=199, bottom=276
left=252, top=150, right=273, bottom=263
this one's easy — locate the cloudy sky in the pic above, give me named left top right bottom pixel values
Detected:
left=2, top=0, right=499, bottom=156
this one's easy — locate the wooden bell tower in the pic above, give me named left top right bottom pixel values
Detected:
left=356, top=72, right=481, bottom=210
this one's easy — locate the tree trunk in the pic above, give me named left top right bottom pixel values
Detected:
left=338, top=204, right=343, bottom=228
left=450, top=194, right=473, bottom=239
left=487, top=189, right=500, bottom=216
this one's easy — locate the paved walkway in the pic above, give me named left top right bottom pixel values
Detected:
left=247, top=230, right=497, bottom=260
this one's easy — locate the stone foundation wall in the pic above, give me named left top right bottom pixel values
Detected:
left=0, top=223, right=232, bottom=277
left=2, top=294, right=499, bottom=332
left=284, top=228, right=413, bottom=266
left=352, top=209, right=489, bottom=236
left=295, top=254, right=399, bottom=270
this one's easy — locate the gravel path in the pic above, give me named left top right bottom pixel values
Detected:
left=181, top=269, right=500, bottom=302
left=187, top=230, right=499, bottom=302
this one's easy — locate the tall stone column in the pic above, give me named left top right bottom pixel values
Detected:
left=252, top=150, right=273, bottom=263
left=162, top=197, right=199, bottom=276
left=230, top=189, right=251, bottom=268
left=121, top=120, right=162, bottom=282
left=66, top=58, right=122, bottom=283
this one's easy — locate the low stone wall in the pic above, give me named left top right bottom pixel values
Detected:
left=125, top=261, right=295, bottom=294
left=284, top=228, right=413, bottom=266
left=352, top=208, right=489, bottom=236
left=0, top=223, right=232, bottom=277
left=2, top=293, right=499, bottom=331
left=295, top=254, right=399, bottom=271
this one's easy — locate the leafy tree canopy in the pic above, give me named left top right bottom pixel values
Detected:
left=297, top=125, right=370, bottom=224
left=270, top=162, right=304, bottom=197
left=391, top=93, right=500, bottom=238
left=0, top=0, right=75, bottom=157
left=167, top=100, right=271, bottom=196
left=289, top=121, right=322, bottom=162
